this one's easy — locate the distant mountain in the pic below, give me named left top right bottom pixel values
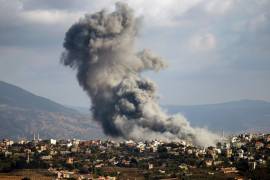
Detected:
left=0, top=81, right=104, bottom=140
left=0, top=81, right=76, bottom=114
left=70, top=100, right=270, bottom=135
left=164, top=100, right=270, bottom=134
left=1, top=81, right=269, bottom=139
left=66, top=105, right=91, bottom=115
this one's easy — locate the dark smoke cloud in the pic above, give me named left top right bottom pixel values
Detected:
left=61, top=2, right=219, bottom=146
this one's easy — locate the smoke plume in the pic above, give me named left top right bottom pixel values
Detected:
left=61, top=2, right=219, bottom=146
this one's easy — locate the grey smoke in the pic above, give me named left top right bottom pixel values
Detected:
left=61, top=2, right=219, bottom=146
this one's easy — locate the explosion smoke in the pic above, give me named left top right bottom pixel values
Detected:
left=61, top=2, right=219, bottom=146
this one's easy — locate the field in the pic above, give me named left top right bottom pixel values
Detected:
left=0, top=169, right=53, bottom=180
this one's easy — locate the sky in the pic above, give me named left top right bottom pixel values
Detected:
left=0, top=0, right=270, bottom=107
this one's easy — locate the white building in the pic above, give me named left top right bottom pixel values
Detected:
left=50, top=139, right=57, bottom=145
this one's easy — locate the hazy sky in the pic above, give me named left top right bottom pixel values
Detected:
left=0, top=0, right=270, bottom=107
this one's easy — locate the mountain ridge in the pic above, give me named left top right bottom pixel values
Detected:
left=68, top=99, right=270, bottom=134
left=164, top=100, right=270, bottom=134
left=0, top=81, right=104, bottom=140
left=0, top=80, right=269, bottom=139
left=0, top=81, right=77, bottom=114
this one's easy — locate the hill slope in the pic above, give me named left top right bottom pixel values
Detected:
left=0, top=81, right=104, bottom=140
left=1, top=81, right=269, bottom=139
left=0, top=81, right=76, bottom=113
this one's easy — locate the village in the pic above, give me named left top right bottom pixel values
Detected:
left=0, top=133, right=270, bottom=179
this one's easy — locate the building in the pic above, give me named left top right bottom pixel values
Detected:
left=40, top=155, right=52, bottom=160
left=50, top=139, right=57, bottom=145
left=66, top=157, right=74, bottom=164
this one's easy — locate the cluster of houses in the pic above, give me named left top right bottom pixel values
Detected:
left=0, top=133, right=270, bottom=179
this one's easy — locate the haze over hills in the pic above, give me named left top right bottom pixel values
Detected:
left=164, top=100, right=270, bottom=134
left=0, top=80, right=270, bottom=140
left=0, top=81, right=104, bottom=140
left=70, top=101, right=270, bottom=135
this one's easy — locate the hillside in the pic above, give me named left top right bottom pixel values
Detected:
left=0, top=81, right=104, bottom=140
left=0, top=81, right=76, bottom=114
left=164, top=100, right=270, bottom=134
left=1, top=81, right=269, bottom=139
